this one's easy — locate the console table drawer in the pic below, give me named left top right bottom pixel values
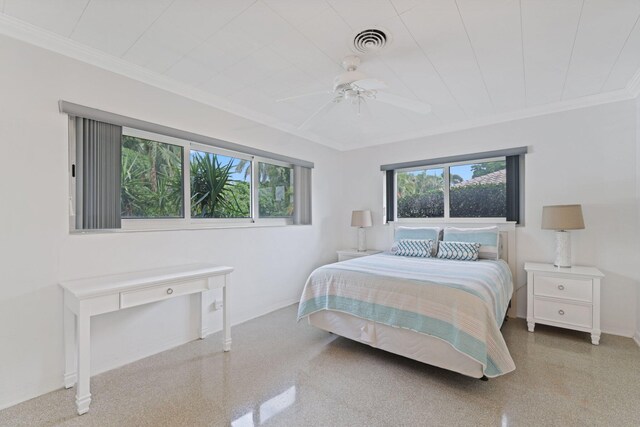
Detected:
left=120, top=279, right=208, bottom=309
left=534, top=275, right=592, bottom=302
left=533, top=298, right=592, bottom=328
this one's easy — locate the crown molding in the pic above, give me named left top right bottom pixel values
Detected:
left=0, top=14, right=345, bottom=150
left=1, top=13, right=639, bottom=153
left=354, top=88, right=636, bottom=149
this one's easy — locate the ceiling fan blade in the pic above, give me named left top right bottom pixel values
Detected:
left=276, top=91, right=330, bottom=103
left=374, top=92, right=432, bottom=115
left=298, top=99, right=337, bottom=129
left=352, top=78, right=387, bottom=91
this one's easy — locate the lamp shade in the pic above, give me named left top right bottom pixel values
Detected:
left=541, top=205, right=585, bottom=230
left=351, top=210, right=372, bottom=227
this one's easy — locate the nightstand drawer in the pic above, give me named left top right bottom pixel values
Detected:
left=534, top=275, right=592, bottom=302
left=533, top=298, right=592, bottom=328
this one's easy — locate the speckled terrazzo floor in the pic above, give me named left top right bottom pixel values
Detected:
left=1, top=304, right=639, bottom=427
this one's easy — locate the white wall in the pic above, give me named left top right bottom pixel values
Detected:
left=0, top=35, right=342, bottom=409
left=636, top=97, right=640, bottom=346
left=338, top=100, right=640, bottom=337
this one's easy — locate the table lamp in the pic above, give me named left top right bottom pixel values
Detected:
left=541, top=204, right=585, bottom=268
left=351, top=210, right=372, bottom=252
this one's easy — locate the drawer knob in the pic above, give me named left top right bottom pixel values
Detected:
left=557, top=285, right=565, bottom=290
left=558, top=309, right=565, bottom=316
left=166, top=288, right=174, bottom=295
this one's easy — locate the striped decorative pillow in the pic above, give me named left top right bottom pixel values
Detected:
left=436, top=241, right=481, bottom=261
left=394, top=239, right=433, bottom=258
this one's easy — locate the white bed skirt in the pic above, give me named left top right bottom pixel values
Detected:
left=308, top=311, right=485, bottom=379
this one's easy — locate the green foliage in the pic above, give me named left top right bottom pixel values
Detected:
left=121, top=136, right=183, bottom=218
left=450, top=174, right=464, bottom=184
left=120, top=138, right=292, bottom=220
left=471, top=161, right=506, bottom=178
left=397, top=183, right=506, bottom=218
left=449, top=183, right=506, bottom=217
left=397, top=190, right=444, bottom=218
left=259, top=163, right=293, bottom=217
left=397, top=170, right=444, bottom=198
left=190, top=152, right=250, bottom=218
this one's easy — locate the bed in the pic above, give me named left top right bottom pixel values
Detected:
left=297, top=224, right=517, bottom=379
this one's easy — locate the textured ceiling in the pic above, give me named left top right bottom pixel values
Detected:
left=2, top=0, right=640, bottom=150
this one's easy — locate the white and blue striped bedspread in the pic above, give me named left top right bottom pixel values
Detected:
left=297, top=253, right=515, bottom=377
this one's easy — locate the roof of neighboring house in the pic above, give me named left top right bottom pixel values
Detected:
left=452, top=169, right=506, bottom=188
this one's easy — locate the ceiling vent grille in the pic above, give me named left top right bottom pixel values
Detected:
left=352, top=29, right=388, bottom=53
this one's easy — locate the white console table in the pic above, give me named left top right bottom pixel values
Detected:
left=60, top=263, right=233, bottom=415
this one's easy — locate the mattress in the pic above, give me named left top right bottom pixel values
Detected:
left=297, top=253, right=515, bottom=377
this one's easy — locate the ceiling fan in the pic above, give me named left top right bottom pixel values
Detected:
left=277, top=55, right=432, bottom=129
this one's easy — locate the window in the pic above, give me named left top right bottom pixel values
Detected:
left=396, top=157, right=507, bottom=220
left=382, top=148, right=525, bottom=223
left=121, top=135, right=184, bottom=219
left=190, top=150, right=251, bottom=219
left=397, top=167, right=444, bottom=218
left=258, top=162, right=293, bottom=218
left=68, top=114, right=313, bottom=231
left=449, top=159, right=506, bottom=218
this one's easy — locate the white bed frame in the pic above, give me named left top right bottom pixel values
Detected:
left=308, top=222, right=516, bottom=379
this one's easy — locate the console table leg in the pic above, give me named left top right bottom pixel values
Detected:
left=223, top=279, right=231, bottom=352
left=199, top=291, right=209, bottom=340
left=75, top=308, right=91, bottom=415
left=64, top=306, right=77, bottom=389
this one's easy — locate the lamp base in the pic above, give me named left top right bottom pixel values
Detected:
left=554, top=230, right=571, bottom=268
left=357, top=227, right=367, bottom=252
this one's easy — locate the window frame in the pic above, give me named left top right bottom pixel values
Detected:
left=119, top=127, right=187, bottom=224
left=255, top=158, right=295, bottom=223
left=394, top=155, right=509, bottom=224
left=69, top=122, right=296, bottom=232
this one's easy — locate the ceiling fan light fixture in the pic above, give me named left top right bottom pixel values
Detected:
left=344, top=89, right=359, bottom=101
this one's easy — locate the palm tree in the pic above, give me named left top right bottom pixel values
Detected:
left=190, top=152, right=249, bottom=218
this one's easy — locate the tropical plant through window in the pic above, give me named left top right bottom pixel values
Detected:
left=397, top=168, right=445, bottom=217
left=190, top=151, right=251, bottom=218
left=121, top=136, right=183, bottom=218
left=259, top=163, right=294, bottom=217
left=121, top=135, right=253, bottom=220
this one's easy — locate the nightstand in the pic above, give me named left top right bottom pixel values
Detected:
left=337, top=249, right=382, bottom=262
left=525, top=262, right=604, bottom=345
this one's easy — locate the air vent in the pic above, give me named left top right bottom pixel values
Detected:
left=352, top=29, right=388, bottom=53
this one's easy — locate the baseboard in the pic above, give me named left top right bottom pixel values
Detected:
left=0, top=373, right=62, bottom=412
left=91, top=333, right=197, bottom=377
left=231, top=297, right=300, bottom=328
left=634, top=331, right=640, bottom=348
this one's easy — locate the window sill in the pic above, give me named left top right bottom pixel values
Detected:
left=70, top=219, right=306, bottom=235
left=393, top=218, right=509, bottom=224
